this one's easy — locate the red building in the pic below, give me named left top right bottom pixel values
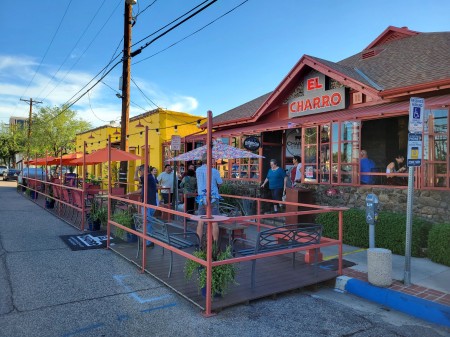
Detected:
left=184, top=26, right=450, bottom=222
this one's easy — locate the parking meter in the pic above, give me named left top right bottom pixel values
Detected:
left=366, top=194, right=379, bottom=248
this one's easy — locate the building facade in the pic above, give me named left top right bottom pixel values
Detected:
left=184, top=26, right=450, bottom=222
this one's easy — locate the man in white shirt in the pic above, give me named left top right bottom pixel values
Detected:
left=157, top=164, right=175, bottom=204
left=196, top=154, right=223, bottom=243
left=289, top=155, right=302, bottom=187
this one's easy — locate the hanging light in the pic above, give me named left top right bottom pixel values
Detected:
left=156, top=128, right=160, bottom=135
left=126, top=135, right=129, bottom=140
left=136, top=119, right=144, bottom=128
left=113, top=128, right=120, bottom=135
left=196, top=120, right=201, bottom=128
left=88, top=133, right=95, bottom=139
left=174, top=125, right=178, bottom=133
left=139, top=131, right=143, bottom=137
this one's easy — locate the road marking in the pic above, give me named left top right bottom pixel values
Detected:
left=113, top=274, right=172, bottom=304
left=323, top=248, right=367, bottom=261
left=62, top=323, right=104, bottom=337
left=140, top=303, right=177, bottom=313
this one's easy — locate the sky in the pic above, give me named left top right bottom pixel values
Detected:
left=1, top=0, right=449, bottom=128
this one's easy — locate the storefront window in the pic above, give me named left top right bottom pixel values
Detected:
left=423, top=109, right=448, bottom=188
left=229, top=136, right=261, bottom=180
left=319, top=125, right=330, bottom=183
left=303, top=127, right=318, bottom=182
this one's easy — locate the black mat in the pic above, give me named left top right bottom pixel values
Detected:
left=60, top=231, right=114, bottom=251
left=317, top=258, right=356, bottom=271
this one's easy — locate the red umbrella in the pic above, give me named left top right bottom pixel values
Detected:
left=70, top=147, right=140, bottom=165
left=27, top=156, right=56, bottom=165
left=47, top=152, right=84, bottom=165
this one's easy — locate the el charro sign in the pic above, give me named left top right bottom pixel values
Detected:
left=288, top=73, right=346, bottom=118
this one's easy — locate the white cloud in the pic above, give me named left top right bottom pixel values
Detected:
left=0, top=54, right=201, bottom=127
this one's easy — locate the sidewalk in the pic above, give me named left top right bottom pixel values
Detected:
left=321, top=244, right=450, bottom=327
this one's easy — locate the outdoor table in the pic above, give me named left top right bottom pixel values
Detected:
left=218, top=221, right=247, bottom=245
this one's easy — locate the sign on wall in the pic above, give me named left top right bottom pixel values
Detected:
left=285, top=129, right=301, bottom=157
left=288, top=73, right=346, bottom=118
left=243, top=136, right=261, bottom=151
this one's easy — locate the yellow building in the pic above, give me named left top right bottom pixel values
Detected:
left=75, top=108, right=204, bottom=190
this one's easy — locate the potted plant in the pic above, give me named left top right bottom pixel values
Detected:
left=112, top=211, right=136, bottom=242
left=184, top=244, right=237, bottom=298
left=88, top=201, right=107, bottom=231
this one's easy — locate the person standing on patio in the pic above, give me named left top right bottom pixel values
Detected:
left=261, top=159, right=288, bottom=213
left=196, top=154, right=223, bottom=244
left=290, top=155, right=302, bottom=187
left=360, top=150, right=375, bottom=184
left=157, top=164, right=175, bottom=205
left=134, top=164, right=157, bottom=247
left=180, top=168, right=197, bottom=214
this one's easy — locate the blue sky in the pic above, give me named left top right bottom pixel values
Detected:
left=1, top=0, right=449, bottom=128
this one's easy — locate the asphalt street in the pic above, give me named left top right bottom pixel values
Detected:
left=1, top=180, right=449, bottom=337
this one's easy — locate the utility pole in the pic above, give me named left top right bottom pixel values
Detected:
left=20, top=98, right=42, bottom=162
left=119, top=0, right=134, bottom=189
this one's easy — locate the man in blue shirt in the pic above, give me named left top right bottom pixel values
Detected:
left=136, top=164, right=157, bottom=247
left=196, top=154, right=223, bottom=243
left=360, top=150, right=375, bottom=184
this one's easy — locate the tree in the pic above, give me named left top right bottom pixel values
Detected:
left=0, top=123, right=27, bottom=167
left=29, top=105, right=92, bottom=157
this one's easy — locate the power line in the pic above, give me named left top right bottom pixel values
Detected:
left=42, top=0, right=122, bottom=101
left=36, top=0, right=108, bottom=101
left=135, top=0, right=158, bottom=19
left=133, top=0, right=249, bottom=65
left=130, top=76, right=159, bottom=109
left=131, top=0, right=211, bottom=48
left=48, top=0, right=218, bottom=123
left=87, top=91, right=115, bottom=123
left=101, top=81, right=148, bottom=111
left=21, top=0, right=73, bottom=99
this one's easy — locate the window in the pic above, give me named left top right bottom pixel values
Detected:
left=301, top=121, right=360, bottom=185
left=229, top=136, right=261, bottom=180
left=423, top=109, right=448, bottom=188
left=303, top=127, right=318, bottom=182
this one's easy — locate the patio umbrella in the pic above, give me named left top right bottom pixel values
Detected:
left=26, top=156, right=56, bottom=165
left=70, top=147, right=140, bottom=165
left=47, top=152, right=84, bottom=165
left=168, top=141, right=264, bottom=161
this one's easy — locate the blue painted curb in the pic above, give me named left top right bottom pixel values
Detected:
left=345, top=278, right=450, bottom=328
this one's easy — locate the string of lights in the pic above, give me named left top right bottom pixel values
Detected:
left=78, top=117, right=206, bottom=149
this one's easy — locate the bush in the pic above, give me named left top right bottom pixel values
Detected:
left=316, top=209, right=432, bottom=257
left=428, top=223, right=450, bottom=266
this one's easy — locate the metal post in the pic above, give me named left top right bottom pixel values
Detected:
left=404, top=166, right=414, bottom=285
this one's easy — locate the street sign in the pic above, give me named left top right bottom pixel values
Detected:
left=407, top=133, right=422, bottom=167
left=171, top=135, right=181, bottom=151
left=408, top=97, right=424, bottom=133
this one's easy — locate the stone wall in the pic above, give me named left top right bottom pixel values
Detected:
left=223, top=180, right=450, bottom=223
left=306, top=185, right=449, bottom=224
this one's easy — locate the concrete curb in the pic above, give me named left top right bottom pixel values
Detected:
left=336, top=276, right=450, bottom=328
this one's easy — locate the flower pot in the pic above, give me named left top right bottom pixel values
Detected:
left=126, top=233, right=138, bottom=243
left=45, top=199, right=55, bottom=209
left=30, top=191, right=38, bottom=200
left=201, top=286, right=222, bottom=298
left=92, top=219, right=101, bottom=231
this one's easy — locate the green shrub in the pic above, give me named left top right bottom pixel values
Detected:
left=316, top=209, right=432, bottom=257
left=428, top=223, right=450, bottom=266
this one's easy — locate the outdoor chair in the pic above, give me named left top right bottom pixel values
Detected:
left=133, top=213, right=200, bottom=278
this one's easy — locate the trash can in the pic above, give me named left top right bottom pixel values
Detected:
left=367, top=248, right=392, bottom=287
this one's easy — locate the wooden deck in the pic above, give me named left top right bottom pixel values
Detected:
left=110, top=238, right=338, bottom=312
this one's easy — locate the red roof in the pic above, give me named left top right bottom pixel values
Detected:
left=212, top=27, right=450, bottom=128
